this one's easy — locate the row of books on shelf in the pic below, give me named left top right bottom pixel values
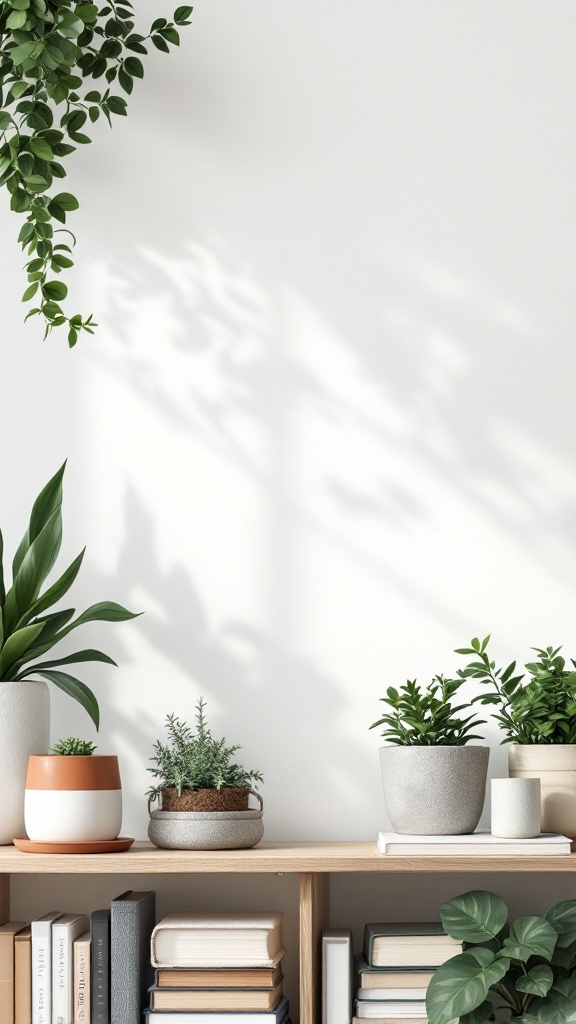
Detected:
left=323, top=922, right=462, bottom=1024
left=1, top=902, right=288, bottom=1024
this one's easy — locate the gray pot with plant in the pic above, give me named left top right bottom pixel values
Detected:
left=0, top=463, right=138, bottom=844
left=372, top=675, right=489, bottom=835
left=427, top=888, right=576, bottom=1024
left=457, top=636, right=576, bottom=837
left=147, top=699, right=265, bottom=851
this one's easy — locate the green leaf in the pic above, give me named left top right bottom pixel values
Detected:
left=516, top=964, right=553, bottom=997
left=6, top=9, right=29, bottom=29
left=50, top=192, right=79, bottom=211
left=12, top=508, right=62, bottom=624
left=13, top=461, right=66, bottom=580
left=20, top=549, right=84, bottom=622
left=174, top=5, right=193, bottom=22
left=503, top=916, right=558, bottom=962
left=11, top=40, right=41, bottom=65
left=426, top=949, right=510, bottom=1024
left=124, top=56, right=143, bottom=78
left=22, top=282, right=39, bottom=302
left=37, top=669, right=99, bottom=729
left=25, top=648, right=117, bottom=672
left=440, top=890, right=509, bottom=943
left=71, top=601, right=140, bottom=626
left=460, top=1000, right=494, bottom=1024
left=0, top=113, right=12, bottom=131
left=546, top=901, right=576, bottom=948
left=0, top=623, right=44, bottom=679
left=42, top=281, right=68, bottom=301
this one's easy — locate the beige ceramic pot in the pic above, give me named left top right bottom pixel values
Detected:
left=508, top=744, right=576, bottom=837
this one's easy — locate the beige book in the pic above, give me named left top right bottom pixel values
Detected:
left=0, top=922, right=27, bottom=1024
left=15, top=926, right=32, bottom=1024
left=151, top=981, right=283, bottom=1012
left=358, top=972, right=434, bottom=990
left=156, top=964, right=283, bottom=989
left=151, top=914, right=283, bottom=968
left=74, top=932, right=91, bottom=1024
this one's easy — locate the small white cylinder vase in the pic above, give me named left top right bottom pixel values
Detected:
left=491, top=777, right=541, bottom=839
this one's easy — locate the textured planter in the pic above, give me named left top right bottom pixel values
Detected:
left=379, top=745, right=490, bottom=835
left=148, top=791, right=263, bottom=850
left=0, top=681, right=50, bottom=845
left=509, top=744, right=576, bottom=838
left=161, top=787, right=249, bottom=812
left=25, top=755, right=122, bottom=843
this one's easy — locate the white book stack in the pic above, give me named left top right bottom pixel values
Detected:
left=377, top=831, right=572, bottom=855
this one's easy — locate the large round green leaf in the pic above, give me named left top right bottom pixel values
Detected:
left=440, top=891, right=509, bottom=943
left=503, top=917, right=558, bottom=962
left=547, top=902, right=576, bottom=949
left=516, top=966, right=554, bottom=997
left=426, top=948, right=510, bottom=1024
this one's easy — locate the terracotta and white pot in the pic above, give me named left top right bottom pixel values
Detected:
left=0, top=681, right=50, bottom=845
left=379, top=745, right=490, bottom=835
left=25, top=755, right=122, bottom=843
left=509, top=744, right=576, bottom=838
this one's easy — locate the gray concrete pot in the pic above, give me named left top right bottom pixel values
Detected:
left=148, top=790, right=264, bottom=850
left=379, top=745, right=489, bottom=835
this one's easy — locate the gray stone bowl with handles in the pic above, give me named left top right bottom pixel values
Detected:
left=147, top=789, right=264, bottom=850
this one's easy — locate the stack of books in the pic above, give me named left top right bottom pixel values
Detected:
left=353, top=923, right=463, bottom=1024
left=147, top=913, right=288, bottom=1024
left=377, top=831, right=572, bottom=855
left=1, top=890, right=155, bottom=1024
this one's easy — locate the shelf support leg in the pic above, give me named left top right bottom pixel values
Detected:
left=299, top=872, right=329, bottom=1024
left=0, top=873, right=9, bottom=925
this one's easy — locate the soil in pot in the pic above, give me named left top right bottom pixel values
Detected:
left=161, top=787, right=249, bottom=812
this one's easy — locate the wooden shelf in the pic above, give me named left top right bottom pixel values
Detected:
left=3, top=841, right=575, bottom=1024
left=0, top=840, right=575, bottom=873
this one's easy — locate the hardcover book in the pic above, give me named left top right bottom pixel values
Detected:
left=144, top=996, right=289, bottom=1024
left=74, top=932, right=90, bottom=1024
left=355, top=958, right=434, bottom=989
left=149, top=981, right=284, bottom=1012
left=15, top=925, right=32, bottom=1024
left=0, top=921, right=27, bottom=1024
left=110, top=890, right=156, bottom=1024
left=91, top=910, right=111, bottom=1024
left=155, top=965, right=283, bottom=989
left=355, top=1001, right=427, bottom=1018
left=151, top=914, right=283, bottom=969
left=322, top=929, right=352, bottom=1024
left=52, top=915, right=89, bottom=1024
left=363, top=924, right=461, bottom=968
left=32, top=911, right=62, bottom=1024
left=377, top=831, right=572, bottom=856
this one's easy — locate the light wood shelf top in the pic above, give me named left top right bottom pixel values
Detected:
left=0, top=841, right=575, bottom=873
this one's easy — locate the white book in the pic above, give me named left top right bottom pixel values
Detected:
left=73, top=932, right=90, bottom=1024
left=32, top=912, right=62, bottom=1024
left=52, top=915, right=89, bottom=1024
left=144, top=995, right=289, bottom=1024
left=357, top=990, right=428, bottom=1001
left=151, top=913, right=283, bottom=969
left=356, top=1003, right=427, bottom=1019
left=377, top=831, right=572, bottom=856
left=322, top=929, right=352, bottom=1024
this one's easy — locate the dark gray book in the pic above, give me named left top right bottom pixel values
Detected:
left=111, top=890, right=156, bottom=1024
left=91, top=910, right=111, bottom=1024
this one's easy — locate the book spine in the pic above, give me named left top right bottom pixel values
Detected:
left=33, top=925, right=52, bottom=1024
left=91, top=915, right=110, bottom=1024
left=53, top=927, right=73, bottom=1024
left=15, top=930, right=32, bottom=1024
left=74, top=938, right=91, bottom=1024
left=111, top=892, right=155, bottom=1024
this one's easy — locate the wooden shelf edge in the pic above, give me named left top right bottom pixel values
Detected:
left=0, top=841, right=575, bottom=873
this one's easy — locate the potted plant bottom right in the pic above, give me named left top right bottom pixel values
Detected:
left=147, top=699, right=264, bottom=851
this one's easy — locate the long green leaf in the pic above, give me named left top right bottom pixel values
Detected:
left=426, top=949, right=510, bottom=1024
left=17, top=549, right=85, bottom=626
left=12, top=507, right=62, bottom=622
left=12, top=462, right=66, bottom=578
left=0, top=622, right=45, bottom=679
left=441, top=891, right=509, bottom=944
left=8, top=608, right=76, bottom=673
left=37, top=669, right=99, bottom=729
left=22, top=649, right=116, bottom=674
left=72, top=601, right=141, bottom=626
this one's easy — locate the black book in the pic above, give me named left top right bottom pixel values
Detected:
left=91, top=909, right=111, bottom=1024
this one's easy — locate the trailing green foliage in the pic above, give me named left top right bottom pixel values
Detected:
left=370, top=676, right=486, bottom=746
left=51, top=735, right=96, bottom=754
left=147, top=698, right=264, bottom=800
left=0, top=0, right=193, bottom=343
left=0, top=462, right=140, bottom=728
left=456, top=636, right=576, bottom=744
left=427, top=889, right=576, bottom=1024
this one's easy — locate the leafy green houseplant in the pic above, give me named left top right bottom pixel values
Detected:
left=147, top=698, right=264, bottom=812
left=455, top=636, right=576, bottom=836
left=372, top=674, right=489, bottom=836
left=427, top=889, right=576, bottom=1024
left=0, top=461, right=138, bottom=727
left=0, top=0, right=193, bottom=344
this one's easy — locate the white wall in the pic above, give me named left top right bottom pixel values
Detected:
left=3, top=0, right=576, bottom=1014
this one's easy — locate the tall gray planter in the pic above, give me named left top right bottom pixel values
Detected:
left=380, top=745, right=489, bottom=835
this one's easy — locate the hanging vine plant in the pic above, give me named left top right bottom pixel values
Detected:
left=0, top=0, right=192, bottom=345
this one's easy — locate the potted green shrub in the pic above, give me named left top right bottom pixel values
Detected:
left=147, top=699, right=265, bottom=850
left=371, top=675, right=489, bottom=834
left=25, top=737, right=122, bottom=844
left=0, top=463, right=138, bottom=845
left=456, top=636, right=576, bottom=836
left=427, top=888, right=576, bottom=1024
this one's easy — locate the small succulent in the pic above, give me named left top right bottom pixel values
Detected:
left=51, top=736, right=96, bottom=755
left=147, top=698, right=264, bottom=801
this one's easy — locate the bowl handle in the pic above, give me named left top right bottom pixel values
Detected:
left=148, top=795, right=159, bottom=818
left=248, top=789, right=263, bottom=812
